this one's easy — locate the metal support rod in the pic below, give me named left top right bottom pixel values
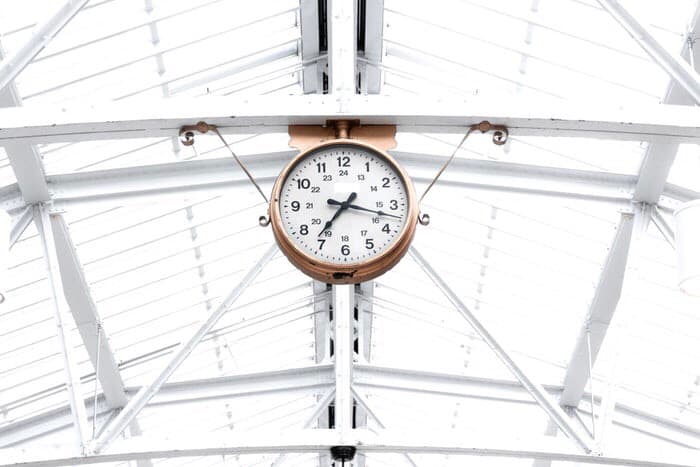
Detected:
left=90, top=244, right=278, bottom=453
left=91, top=322, right=102, bottom=439
left=650, top=206, right=675, bottom=248
left=0, top=0, right=90, bottom=93
left=333, top=284, right=354, bottom=441
left=585, top=328, right=596, bottom=440
left=597, top=0, right=700, bottom=104
left=409, top=246, right=595, bottom=454
left=34, top=206, right=91, bottom=452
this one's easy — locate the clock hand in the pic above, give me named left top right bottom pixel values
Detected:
left=327, top=199, right=401, bottom=219
left=318, top=192, right=357, bottom=236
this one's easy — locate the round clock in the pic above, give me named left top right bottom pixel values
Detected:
left=270, top=139, right=418, bottom=283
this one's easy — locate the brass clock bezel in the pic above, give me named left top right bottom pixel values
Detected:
left=270, top=138, right=418, bottom=284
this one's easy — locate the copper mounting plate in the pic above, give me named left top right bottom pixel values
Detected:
left=288, top=123, right=397, bottom=152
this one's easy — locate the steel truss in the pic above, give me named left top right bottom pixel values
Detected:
left=1, top=0, right=699, bottom=465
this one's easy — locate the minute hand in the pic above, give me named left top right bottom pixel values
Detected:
left=327, top=199, right=401, bottom=219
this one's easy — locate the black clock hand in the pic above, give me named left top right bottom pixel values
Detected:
left=318, top=192, right=357, bottom=236
left=327, top=199, right=401, bottom=219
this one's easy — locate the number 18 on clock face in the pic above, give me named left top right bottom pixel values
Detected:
left=270, top=140, right=418, bottom=283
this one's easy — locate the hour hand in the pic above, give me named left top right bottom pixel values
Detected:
left=317, top=220, right=332, bottom=237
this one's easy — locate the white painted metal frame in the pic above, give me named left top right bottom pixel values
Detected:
left=2, top=0, right=700, bottom=465
left=89, top=244, right=278, bottom=453
left=409, top=246, right=595, bottom=454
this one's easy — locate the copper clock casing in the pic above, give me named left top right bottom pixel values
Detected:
left=269, top=138, right=418, bottom=284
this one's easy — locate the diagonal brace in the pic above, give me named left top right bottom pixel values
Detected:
left=409, top=246, right=595, bottom=454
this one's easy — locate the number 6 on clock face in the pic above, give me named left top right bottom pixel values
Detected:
left=269, top=139, right=419, bottom=284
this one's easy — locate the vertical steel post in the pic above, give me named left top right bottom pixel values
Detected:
left=333, top=284, right=354, bottom=441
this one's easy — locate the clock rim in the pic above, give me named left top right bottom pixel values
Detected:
left=270, top=138, right=418, bottom=284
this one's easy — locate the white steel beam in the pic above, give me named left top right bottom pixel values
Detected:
left=34, top=206, right=90, bottom=451
left=48, top=214, right=128, bottom=409
left=597, top=0, right=700, bottom=105
left=89, top=244, right=278, bottom=454
left=299, top=0, right=323, bottom=93
left=409, top=246, right=595, bottom=454
left=328, top=0, right=356, bottom=100
left=333, top=284, right=355, bottom=440
left=0, top=0, right=89, bottom=93
left=31, top=151, right=650, bottom=211
left=2, top=96, right=700, bottom=144
left=560, top=213, right=635, bottom=407
left=358, top=0, right=384, bottom=94
left=0, top=44, right=50, bottom=203
left=1, top=429, right=697, bottom=467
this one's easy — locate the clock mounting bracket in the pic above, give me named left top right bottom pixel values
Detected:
left=288, top=120, right=397, bottom=152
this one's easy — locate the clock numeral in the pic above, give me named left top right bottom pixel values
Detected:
left=382, top=223, right=390, bottom=234
left=311, top=186, right=320, bottom=193
left=322, top=175, right=332, bottom=181
left=341, top=235, right=349, bottom=241
left=370, top=186, right=378, bottom=192
left=311, top=218, right=322, bottom=225
left=360, top=230, right=368, bottom=236
left=339, top=169, right=349, bottom=176
left=316, top=162, right=326, bottom=173
left=376, top=201, right=383, bottom=208
left=365, top=238, right=374, bottom=249
left=317, top=239, right=326, bottom=250
left=382, top=177, right=390, bottom=188
left=372, top=217, right=380, bottom=224
left=291, top=201, right=300, bottom=211
left=323, top=231, right=332, bottom=237
left=337, top=156, right=350, bottom=167
left=390, top=200, right=398, bottom=210
left=306, top=202, right=314, bottom=209
left=341, top=245, right=350, bottom=256
left=300, top=224, right=309, bottom=235
left=297, top=178, right=311, bottom=189
left=357, top=174, right=365, bottom=181
left=364, top=161, right=370, bottom=172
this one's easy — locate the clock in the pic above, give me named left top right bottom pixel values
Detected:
left=270, top=138, right=418, bottom=283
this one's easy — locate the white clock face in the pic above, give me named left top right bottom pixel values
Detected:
left=279, top=144, right=410, bottom=265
